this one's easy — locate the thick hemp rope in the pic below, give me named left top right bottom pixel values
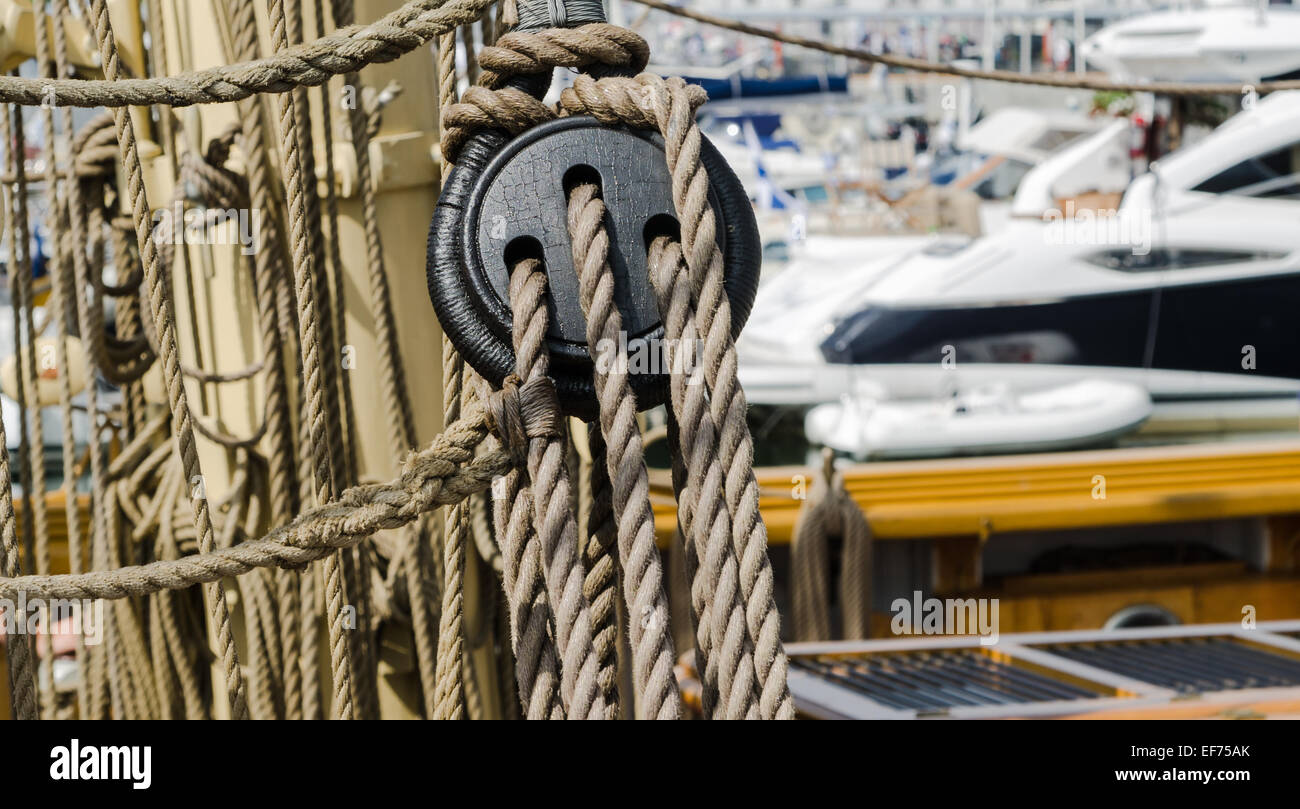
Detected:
left=504, top=261, right=608, bottom=720
left=791, top=453, right=874, bottom=642
left=0, top=398, right=517, bottom=601
left=567, top=183, right=680, bottom=719
left=559, top=70, right=796, bottom=719
left=440, top=21, right=793, bottom=719
left=580, top=426, right=621, bottom=717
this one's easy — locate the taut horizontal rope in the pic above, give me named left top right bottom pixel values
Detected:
left=627, top=0, right=1300, bottom=96
left=0, top=0, right=494, bottom=108
left=0, top=409, right=511, bottom=601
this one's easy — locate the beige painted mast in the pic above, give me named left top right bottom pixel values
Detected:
left=136, top=0, right=496, bottom=718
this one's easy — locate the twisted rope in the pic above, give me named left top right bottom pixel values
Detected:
left=791, top=457, right=874, bottom=642
left=0, top=403, right=511, bottom=601
left=505, top=262, right=607, bottom=719
left=34, top=2, right=89, bottom=717
left=561, top=71, right=794, bottom=720
left=430, top=7, right=471, bottom=719
left=227, top=0, right=305, bottom=719
left=567, top=183, right=680, bottom=720
left=0, top=101, right=41, bottom=722
left=646, top=235, right=758, bottom=719
left=267, top=0, right=355, bottom=720
left=87, top=0, right=249, bottom=720
left=0, top=0, right=496, bottom=107
left=439, top=23, right=648, bottom=163
left=580, top=428, right=620, bottom=718
left=441, top=21, right=793, bottom=719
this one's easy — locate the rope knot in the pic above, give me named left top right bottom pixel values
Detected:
left=439, top=24, right=653, bottom=164
left=558, top=74, right=708, bottom=131
left=478, top=25, right=650, bottom=87
left=485, top=373, right=561, bottom=458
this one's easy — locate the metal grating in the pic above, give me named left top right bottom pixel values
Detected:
left=792, top=649, right=1101, bottom=714
left=1036, top=637, right=1300, bottom=694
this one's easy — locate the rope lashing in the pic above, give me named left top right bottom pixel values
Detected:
left=0, top=391, right=536, bottom=601
left=791, top=451, right=874, bottom=642
left=438, top=23, right=649, bottom=163
left=431, top=21, right=791, bottom=719
left=515, top=0, right=605, bottom=31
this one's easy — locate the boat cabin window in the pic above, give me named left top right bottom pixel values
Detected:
left=1191, top=142, right=1300, bottom=199
left=1085, top=248, right=1287, bottom=272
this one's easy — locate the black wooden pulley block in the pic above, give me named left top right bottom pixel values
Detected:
left=427, top=115, right=761, bottom=421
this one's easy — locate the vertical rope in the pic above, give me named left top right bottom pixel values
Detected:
left=267, top=0, right=356, bottom=720
left=635, top=78, right=792, bottom=719
left=39, top=0, right=89, bottom=721
left=647, top=236, right=758, bottom=719
left=329, top=0, right=442, bottom=720
left=0, top=137, right=37, bottom=715
left=2, top=98, right=53, bottom=719
left=491, top=461, right=564, bottom=719
left=433, top=17, right=470, bottom=719
left=580, top=429, right=620, bottom=717
left=506, top=260, right=606, bottom=719
left=312, top=0, right=379, bottom=721
left=567, top=184, right=680, bottom=719
left=791, top=459, right=874, bottom=642
left=87, top=0, right=249, bottom=719
left=225, top=0, right=305, bottom=721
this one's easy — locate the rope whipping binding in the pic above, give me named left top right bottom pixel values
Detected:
left=436, top=3, right=793, bottom=718
left=0, top=0, right=796, bottom=720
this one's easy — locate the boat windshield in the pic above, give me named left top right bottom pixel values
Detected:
left=1192, top=142, right=1300, bottom=200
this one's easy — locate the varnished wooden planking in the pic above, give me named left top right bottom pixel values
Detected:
left=651, top=439, right=1300, bottom=544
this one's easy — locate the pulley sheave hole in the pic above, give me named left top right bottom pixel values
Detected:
left=427, top=115, right=760, bottom=420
